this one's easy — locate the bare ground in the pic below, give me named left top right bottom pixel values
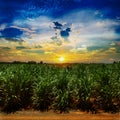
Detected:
left=0, top=110, right=120, bottom=120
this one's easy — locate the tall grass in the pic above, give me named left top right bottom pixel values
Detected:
left=0, top=63, right=120, bottom=113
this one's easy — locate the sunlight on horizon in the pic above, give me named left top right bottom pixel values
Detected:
left=58, top=56, right=65, bottom=62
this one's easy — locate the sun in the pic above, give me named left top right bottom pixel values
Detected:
left=59, top=56, right=65, bottom=62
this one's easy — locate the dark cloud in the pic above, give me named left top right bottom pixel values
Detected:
left=60, top=28, right=71, bottom=39
left=52, top=21, right=71, bottom=40
left=60, top=30, right=69, bottom=38
left=0, top=47, right=11, bottom=50
left=26, top=50, right=44, bottom=54
left=34, top=45, right=42, bottom=48
left=115, top=27, right=120, bottom=34
left=114, top=38, right=120, bottom=42
left=4, top=38, right=24, bottom=42
left=66, top=28, right=71, bottom=32
left=53, top=22, right=63, bottom=30
left=0, top=27, right=23, bottom=39
left=51, top=36, right=62, bottom=46
left=87, top=46, right=108, bottom=51
left=16, top=46, right=27, bottom=50
left=51, top=36, right=58, bottom=40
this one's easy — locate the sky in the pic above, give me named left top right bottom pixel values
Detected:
left=0, top=0, right=120, bottom=63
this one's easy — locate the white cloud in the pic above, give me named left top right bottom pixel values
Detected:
left=13, top=16, right=55, bottom=44
left=14, top=16, right=53, bottom=31
left=61, top=10, right=119, bottom=34
left=12, top=9, right=120, bottom=51
left=0, top=24, right=6, bottom=31
left=10, top=26, right=35, bottom=33
left=70, top=45, right=88, bottom=53
left=59, top=10, right=120, bottom=48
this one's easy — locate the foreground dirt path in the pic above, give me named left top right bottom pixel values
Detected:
left=0, top=110, right=120, bottom=120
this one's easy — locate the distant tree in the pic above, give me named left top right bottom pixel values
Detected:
left=40, top=61, right=43, bottom=64
left=12, top=61, right=21, bottom=64
left=113, top=61, right=117, bottom=64
left=28, top=61, right=36, bottom=64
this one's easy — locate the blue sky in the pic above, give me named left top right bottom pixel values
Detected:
left=0, top=0, right=120, bottom=62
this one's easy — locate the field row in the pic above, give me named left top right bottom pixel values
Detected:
left=0, top=63, right=120, bottom=113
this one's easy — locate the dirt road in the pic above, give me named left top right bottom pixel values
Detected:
left=0, top=110, right=120, bottom=120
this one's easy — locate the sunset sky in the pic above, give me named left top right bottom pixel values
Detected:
left=0, top=0, right=120, bottom=63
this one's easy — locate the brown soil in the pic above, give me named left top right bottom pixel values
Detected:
left=0, top=110, right=120, bottom=120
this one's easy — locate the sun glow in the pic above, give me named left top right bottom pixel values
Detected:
left=59, top=56, right=65, bottom=62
